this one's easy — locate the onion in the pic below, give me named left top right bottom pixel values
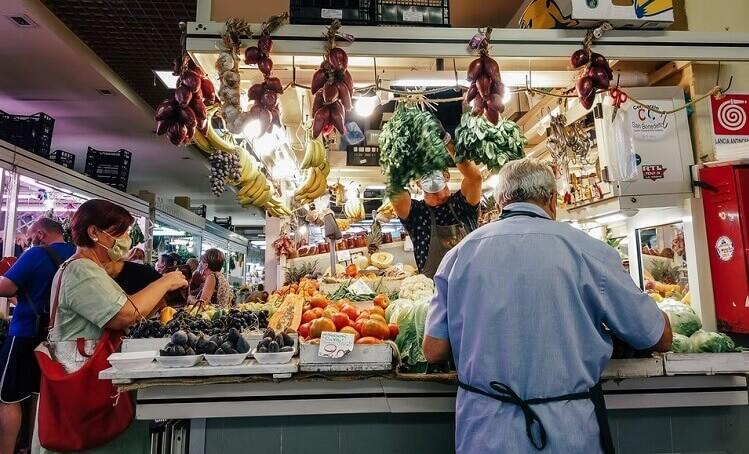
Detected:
left=189, top=97, right=207, bottom=121
left=155, top=100, right=176, bottom=121
left=156, top=119, right=171, bottom=135
left=493, top=81, right=506, bottom=97
left=485, top=93, right=503, bottom=112
left=250, top=104, right=273, bottom=132
left=465, top=83, right=478, bottom=103
left=466, top=58, right=484, bottom=82
left=327, top=48, right=349, bottom=71
left=167, top=122, right=187, bottom=145
left=312, top=107, right=330, bottom=138
left=270, top=107, right=281, bottom=127
left=311, top=69, right=327, bottom=95
left=337, top=81, right=352, bottom=110
left=471, top=98, right=485, bottom=116
left=264, top=77, right=284, bottom=94
left=180, top=70, right=201, bottom=93
left=258, top=57, right=273, bottom=76
left=590, top=53, right=609, bottom=69
left=177, top=106, right=197, bottom=129
left=196, top=117, right=208, bottom=135
left=186, top=123, right=196, bottom=140
left=329, top=100, right=344, bottom=119
left=576, top=76, right=595, bottom=99
left=244, top=46, right=261, bottom=65
left=485, top=107, right=499, bottom=125
left=342, top=70, right=354, bottom=92
left=261, top=90, right=278, bottom=108
left=581, top=92, right=596, bottom=110
left=481, top=56, right=501, bottom=82
left=588, top=66, right=611, bottom=90
left=175, top=86, right=192, bottom=107
left=570, top=49, right=589, bottom=69
left=258, top=36, right=273, bottom=55
left=313, top=92, right=324, bottom=112
left=200, top=78, right=216, bottom=104
left=331, top=111, right=345, bottom=135
left=323, top=83, right=339, bottom=104
left=249, top=83, right=264, bottom=101
left=477, top=75, right=492, bottom=98
left=191, top=64, right=206, bottom=79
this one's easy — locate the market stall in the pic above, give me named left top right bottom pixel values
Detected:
left=96, top=2, right=749, bottom=452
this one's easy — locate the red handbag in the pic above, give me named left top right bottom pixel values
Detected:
left=34, top=260, right=134, bottom=452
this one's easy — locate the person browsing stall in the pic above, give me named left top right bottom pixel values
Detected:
left=0, top=218, right=74, bottom=454
left=391, top=128, right=482, bottom=278
left=188, top=249, right=233, bottom=307
left=423, top=159, right=672, bottom=453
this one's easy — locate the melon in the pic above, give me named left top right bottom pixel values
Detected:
left=354, top=255, right=370, bottom=270
left=370, top=252, right=394, bottom=270
left=324, top=264, right=345, bottom=276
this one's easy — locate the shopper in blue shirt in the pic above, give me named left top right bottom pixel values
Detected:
left=423, top=159, right=672, bottom=454
left=0, top=218, right=75, bottom=454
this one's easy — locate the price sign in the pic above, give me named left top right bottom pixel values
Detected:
left=318, top=332, right=355, bottom=358
left=348, top=279, right=373, bottom=295
left=337, top=250, right=351, bottom=262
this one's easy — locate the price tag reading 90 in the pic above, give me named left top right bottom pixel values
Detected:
left=318, top=332, right=355, bottom=359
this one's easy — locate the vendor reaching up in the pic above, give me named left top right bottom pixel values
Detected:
left=391, top=126, right=482, bottom=278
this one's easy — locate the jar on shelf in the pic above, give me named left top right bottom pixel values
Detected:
left=400, top=229, right=408, bottom=241
left=382, top=232, right=393, bottom=244
left=355, top=234, right=366, bottom=248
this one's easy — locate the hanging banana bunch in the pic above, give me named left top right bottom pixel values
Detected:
left=294, top=138, right=331, bottom=206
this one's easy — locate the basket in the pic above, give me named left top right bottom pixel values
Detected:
left=49, top=150, right=75, bottom=170
left=375, top=0, right=450, bottom=26
left=84, top=147, right=131, bottom=192
left=189, top=204, right=207, bottom=218
left=290, top=0, right=374, bottom=25
left=0, top=111, right=55, bottom=158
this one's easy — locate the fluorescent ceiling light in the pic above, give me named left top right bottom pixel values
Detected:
left=593, top=209, right=639, bottom=225
left=250, top=240, right=266, bottom=246
left=154, top=70, right=179, bottom=89
left=5, top=206, right=77, bottom=212
left=153, top=227, right=188, bottom=236
left=389, top=71, right=576, bottom=89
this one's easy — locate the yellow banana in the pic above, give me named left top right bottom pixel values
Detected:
left=318, top=160, right=330, bottom=177
left=239, top=174, right=264, bottom=198
left=248, top=184, right=270, bottom=205
left=192, top=130, right=216, bottom=154
left=301, top=141, right=314, bottom=169
left=294, top=168, right=319, bottom=199
left=253, top=187, right=272, bottom=207
left=246, top=176, right=268, bottom=202
left=206, top=120, right=236, bottom=153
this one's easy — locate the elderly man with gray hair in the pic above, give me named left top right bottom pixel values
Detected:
left=422, top=158, right=672, bottom=454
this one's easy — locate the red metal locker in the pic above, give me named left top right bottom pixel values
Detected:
left=700, top=163, right=749, bottom=333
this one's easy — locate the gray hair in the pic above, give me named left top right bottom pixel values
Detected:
left=494, top=159, right=556, bottom=207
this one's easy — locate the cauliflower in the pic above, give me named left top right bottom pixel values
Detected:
left=398, top=275, right=435, bottom=302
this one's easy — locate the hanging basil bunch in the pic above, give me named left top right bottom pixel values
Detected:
left=379, top=104, right=452, bottom=195
left=454, top=113, right=527, bottom=173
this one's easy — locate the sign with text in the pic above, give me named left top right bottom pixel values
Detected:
left=318, top=332, right=355, bottom=359
left=346, top=145, right=380, bottom=166
left=711, top=94, right=749, bottom=147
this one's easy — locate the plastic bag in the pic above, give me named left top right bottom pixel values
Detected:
left=607, top=107, right=638, bottom=181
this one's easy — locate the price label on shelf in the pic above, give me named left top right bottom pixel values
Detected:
left=318, top=332, right=355, bottom=359
left=348, top=279, right=373, bottom=295
left=402, top=10, right=424, bottom=22
left=337, top=250, right=351, bottom=262
left=321, top=9, right=343, bottom=19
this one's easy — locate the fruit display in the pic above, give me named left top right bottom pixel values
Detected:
left=300, top=138, right=327, bottom=170
left=344, top=196, right=365, bottom=221
left=156, top=59, right=217, bottom=146
left=272, top=232, right=295, bottom=258
left=296, top=294, right=397, bottom=345
left=254, top=328, right=295, bottom=353
left=454, top=113, right=527, bottom=173
left=158, top=327, right=251, bottom=357
left=129, top=307, right=268, bottom=339
left=465, top=53, right=506, bottom=124
left=294, top=148, right=330, bottom=206
left=571, top=47, right=613, bottom=110
left=366, top=220, right=382, bottom=254
left=311, top=46, right=353, bottom=137
left=370, top=252, right=394, bottom=270
left=379, top=104, right=452, bottom=194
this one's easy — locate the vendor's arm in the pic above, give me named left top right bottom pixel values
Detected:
left=447, top=142, right=482, bottom=206
left=391, top=190, right=413, bottom=220
left=583, top=248, right=673, bottom=352
left=423, top=248, right=457, bottom=363
left=0, top=248, right=44, bottom=297
left=105, top=271, right=187, bottom=330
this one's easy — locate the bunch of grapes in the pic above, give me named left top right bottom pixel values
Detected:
left=209, top=151, right=241, bottom=196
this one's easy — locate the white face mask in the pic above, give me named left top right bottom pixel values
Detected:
left=131, top=259, right=145, bottom=265
left=420, top=172, right=447, bottom=194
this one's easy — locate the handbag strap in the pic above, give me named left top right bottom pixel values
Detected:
left=48, top=258, right=78, bottom=331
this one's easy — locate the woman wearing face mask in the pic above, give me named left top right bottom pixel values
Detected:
left=188, top=249, right=233, bottom=308
left=390, top=122, right=483, bottom=278
left=35, top=199, right=187, bottom=454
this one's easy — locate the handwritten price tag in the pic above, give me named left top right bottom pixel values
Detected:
left=318, top=332, right=355, bottom=359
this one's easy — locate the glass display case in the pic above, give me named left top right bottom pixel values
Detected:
left=637, top=222, right=689, bottom=301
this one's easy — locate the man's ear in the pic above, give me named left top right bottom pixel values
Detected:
left=443, top=171, right=451, bottom=182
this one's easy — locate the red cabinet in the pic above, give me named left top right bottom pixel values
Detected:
left=700, top=163, right=749, bottom=333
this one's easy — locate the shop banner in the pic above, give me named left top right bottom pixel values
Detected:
left=711, top=94, right=749, bottom=147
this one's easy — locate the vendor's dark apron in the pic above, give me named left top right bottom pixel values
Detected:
left=421, top=204, right=469, bottom=279
left=457, top=208, right=615, bottom=453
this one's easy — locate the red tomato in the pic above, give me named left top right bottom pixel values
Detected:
left=297, top=322, right=311, bottom=339
left=331, top=312, right=351, bottom=331
left=388, top=323, right=399, bottom=340
left=341, top=304, right=359, bottom=321
left=356, top=336, right=384, bottom=345
left=302, top=309, right=319, bottom=324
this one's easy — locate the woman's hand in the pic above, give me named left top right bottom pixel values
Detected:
left=161, top=271, right=188, bottom=291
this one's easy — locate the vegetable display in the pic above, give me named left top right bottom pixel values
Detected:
left=156, top=59, right=218, bottom=146
left=386, top=297, right=430, bottom=372
left=454, top=113, right=527, bottom=172
left=657, top=299, right=702, bottom=337
left=687, top=330, right=738, bottom=353
left=571, top=47, right=613, bottom=110
left=379, top=104, right=451, bottom=194
left=311, top=46, right=353, bottom=137
left=245, top=33, right=284, bottom=137
left=465, top=53, right=506, bottom=124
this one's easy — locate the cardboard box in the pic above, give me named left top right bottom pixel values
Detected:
left=517, top=0, right=674, bottom=30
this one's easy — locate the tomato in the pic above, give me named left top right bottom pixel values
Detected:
left=361, top=319, right=389, bottom=340
left=369, top=306, right=385, bottom=318
left=340, top=326, right=360, bottom=342
left=323, top=305, right=339, bottom=319
left=388, top=323, right=399, bottom=340
left=369, top=313, right=386, bottom=324
left=302, top=309, right=319, bottom=324
left=341, top=304, right=359, bottom=321
left=345, top=264, right=358, bottom=277
left=312, top=307, right=324, bottom=318
left=309, top=317, right=337, bottom=339
left=331, top=312, right=351, bottom=331
left=309, top=296, right=328, bottom=309
left=356, top=336, right=384, bottom=345
left=353, top=320, right=364, bottom=334
left=303, top=303, right=312, bottom=313
left=297, top=322, right=311, bottom=339
left=373, top=294, right=390, bottom=310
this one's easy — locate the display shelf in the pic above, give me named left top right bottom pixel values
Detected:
left=602, top=357, right=664, bottom=379
left=286, top=240, right=407, bottom=265
left=664, top=352, right=749, bottom=376
left=100, top=357, right=298, bottom=383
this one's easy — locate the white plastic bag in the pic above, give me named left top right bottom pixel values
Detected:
left=607, top=107, right=638, bottom=181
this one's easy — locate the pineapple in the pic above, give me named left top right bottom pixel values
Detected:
left=367, top=220, right=383, bottom=254
left=649, top=260, right=681, bottom=285
left=284, top=261, right=318, bottom=284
